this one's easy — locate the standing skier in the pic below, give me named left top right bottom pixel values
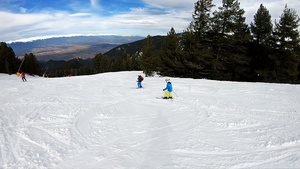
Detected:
left=163, top=78, right=173, bottom=99
left=137, top=75, right=144, bottom=88
left=21, top=72, right=27, bottom=82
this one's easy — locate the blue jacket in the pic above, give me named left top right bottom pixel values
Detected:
left=163, top=82, right=173, bottom=92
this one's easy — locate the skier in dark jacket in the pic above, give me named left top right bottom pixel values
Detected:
left=137, top=75, right=143, bottom=88
left=163, top=78, right=173, bottom=99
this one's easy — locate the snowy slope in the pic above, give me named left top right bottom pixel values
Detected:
left=0, top=71, right=300, bottom=169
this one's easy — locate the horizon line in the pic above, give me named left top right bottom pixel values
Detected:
left=6, top=34, right=146, bottom=44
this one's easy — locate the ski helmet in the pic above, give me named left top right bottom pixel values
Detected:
left=165, top=78, right=170, bottom=83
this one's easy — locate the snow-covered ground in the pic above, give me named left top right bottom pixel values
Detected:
left=1, top=71, right=300, bottom=169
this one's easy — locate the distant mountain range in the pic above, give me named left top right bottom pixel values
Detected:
left=7, top=34, right=166, bottom=76
left=7, top=35, right=144, bottom=61
left=104, top=35, right=165, bottom=57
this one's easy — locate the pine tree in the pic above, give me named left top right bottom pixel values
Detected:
left=129, top=54, right=140, bottom=70
left=193, top=0, right=215, bottom=40
left=249, top=4, right=275, bottom=82
left=159, top=28, right=184, bottom=77
left=140, top=35, right=156, bottom=76
left=0, top=42, right=19, bottom=74
left=210, top=0, right=250, bottom=80
left=93, top=53, right=103, bottom=73
left=250, top=4, right=273, bottom=45
left=121, top=53, right=130, bottom=71
left=211, top=0, right=248, bottom=35
left=181, top=24, right=202, bottom=78
left=78, top=66, right=91, bottom=75
left=110, top=56, right=122, bottom=72
left=273, top=5, right=300, bottom=82
left=93, top=53, right=111, bottom=73
left=274, top=4, right=300, bottom=51
left=22, top=53, right=41, bottom=75
left=180, top=0, right=215, bottom=78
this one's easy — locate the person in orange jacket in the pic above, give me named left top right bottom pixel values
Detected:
left=21, top=72, right=27, bottom=82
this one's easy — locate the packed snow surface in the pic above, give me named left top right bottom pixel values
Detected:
left=1, top=71, right=300, bottom=169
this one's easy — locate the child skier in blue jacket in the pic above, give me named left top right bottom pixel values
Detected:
left=137, top=75, right=143, bottom=88
left=163, top=78, right=173, bottom=99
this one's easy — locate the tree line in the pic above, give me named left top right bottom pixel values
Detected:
left=1, top=0, right=299, bottom=83
left=0, top=42, right=41, bottom=75
left=51, top=53, right=140, bottom=77
left=139, top=0, right=300, bottom=83
left=92, top=0, right=300, bottom=83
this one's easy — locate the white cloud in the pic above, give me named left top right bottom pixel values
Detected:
left=90, top=0, right=101, bottom=9
left=0, top=5, right=192, bottom=42
left=6, top=34, right=119, bottom=43
left=0, top=11, right=51, bottom=31
left=69, top=13, right=92, bottom=17
left=239, top=0, right=300, bottom=24
left=19, top=7, right=26, bottom=13
left=130, top=8, right=168, bottom=15
left=142, top=0, right=196, bottom=9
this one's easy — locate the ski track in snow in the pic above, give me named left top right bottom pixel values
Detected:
left=0, top=71, right=300, bottom=168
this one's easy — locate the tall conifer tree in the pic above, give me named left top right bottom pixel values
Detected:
left=210, top=0, right=250, bottom=80
left=159, top=28, right=184, bottom=77
left=193, top=0, right=214, bottom=39
left=140, top=35, right=156, bottom=76
left=274, top=5, right=300, bottom=51
left=251, top=4, right=273, bottom=45
left=0, top=42, right=19, bottom=74
left=249, top=4, right=275, bottom=82
left=22, top=53, right=40, bottom=75
left=273, top=5, right=300, bottom=82
left=185, top=0, right=215, bottom=78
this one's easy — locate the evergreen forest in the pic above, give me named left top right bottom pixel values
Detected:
left=0, top=0, right=299, bottom=83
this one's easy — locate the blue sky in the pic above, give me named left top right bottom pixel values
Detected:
left=0, top=0, right=299, bottom=42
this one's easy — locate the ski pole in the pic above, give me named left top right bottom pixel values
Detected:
left=173, top=90, right=178, bottom=97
